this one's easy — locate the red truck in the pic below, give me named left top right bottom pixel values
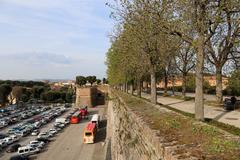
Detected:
left=80, top=106, right=88, bottom=119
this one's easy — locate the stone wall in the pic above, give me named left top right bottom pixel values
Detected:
left=75, top=87, right=97, bottom=107
left=75, top=85, right=109, bottom=107
left=107, top=92, right=196, bottom=160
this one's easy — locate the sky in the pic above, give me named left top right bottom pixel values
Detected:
left=0, top=0, right=114, bottom=80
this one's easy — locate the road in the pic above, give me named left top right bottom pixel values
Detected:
left=0, top=104, right=107, bottom=160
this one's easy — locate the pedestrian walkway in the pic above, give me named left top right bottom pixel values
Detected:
left=141, top=92, right=240, bottom=129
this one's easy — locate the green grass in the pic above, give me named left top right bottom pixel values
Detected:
left=141, top=94, right=240, bottom=137
left=113, top=90, right=240, bottom=160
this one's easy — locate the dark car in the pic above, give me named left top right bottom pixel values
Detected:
left=0, top=133, right=7, bottom=139
left=224, top=97, right=237, bottom=111
left=36, top=138, right=51, bottom=143
left=6, top=144, right=21, bottom=153
left=9, top=155, right=29, bottom=160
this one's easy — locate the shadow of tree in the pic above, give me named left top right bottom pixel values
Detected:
left=94, top=119, right=107, bottom=143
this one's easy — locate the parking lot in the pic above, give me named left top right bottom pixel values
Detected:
left=36, top=105, right=107, bottom=160
left=0, top=104, right=107, bottom=160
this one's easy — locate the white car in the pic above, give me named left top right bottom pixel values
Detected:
left=27, top=143, right=42, bottom=150
left=18, top=145, right=40, bottom=156
left=29, top=140, right=45, bottom=148
left=31, top=130, right=39, bottom=136
left=4, top=137, right=14, bottom=145
left=0, top=140, right=7, bottom=148
left=37, top=132, right=49, bottom=139
left=9, top=134, right=20, bottom=142
left=49, top=128, right=57, bottom=135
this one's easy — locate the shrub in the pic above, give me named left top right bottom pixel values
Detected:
left=227, top=70, right=240, bottom=96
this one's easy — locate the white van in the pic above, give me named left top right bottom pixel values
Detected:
left=55, top=118, right=67, bottom=124
left=18, top=146, right=40, bottom=156
left=91, top=114, right=100, bottom=128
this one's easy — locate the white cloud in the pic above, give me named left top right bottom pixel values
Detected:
left=0, top=0, right=113, bottom=79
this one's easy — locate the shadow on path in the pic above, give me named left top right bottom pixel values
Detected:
left=95, top=119, right=107, bottom=143
left=162, top=100, right=187, bottom=106
left=213, top=111, right=229, bottom=121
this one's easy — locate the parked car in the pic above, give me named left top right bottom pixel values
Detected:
left=18, top=146, right=40, bottom=156
left=0, top=133, right=7, bottom=139
left=31, top=130, right=39, bottom=136
left=4, top=137, right=14, bottom=145
left=6, top=144, right=21, bottom=153
left=29, top=140, right=45, bottom=148
left=10, top=134, right=20, bottom=142
left=27, top=143, right=42, bottom=150
left=37, top=132, right=50, bottom=139
left=49, top=128, right=57, bottom=135
left=0, top=139, right=8, bottom=148
left=53, top=127, right=61, bottom=132
left=14, top=130, right=29, bottom=137
left=36, top=138, right=51, bottom=143
left=9, top=155, right=29, bottom=160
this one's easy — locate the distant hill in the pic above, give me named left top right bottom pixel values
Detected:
left=34, top=79, right=74, bottom=82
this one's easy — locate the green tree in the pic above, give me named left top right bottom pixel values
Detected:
left=32, top=86, right=45, bottom=99
left=0, top=84, right=12, bottom=106
left=102, top=78, right=107, bottom=84
left=96, top=79, right=101, bottom=84
left=76, top=76, right=87, bottom=86
left=86, top=76, right=97, bottom=86
left=228, top=70, right=240, bottom=96
left=65, top=90, right=74, bottom=103
left=12, top=86, right=23, bottom=106
left=20, top=94, right=29, bottom=103
left=41, top=91, right=62, bottom=102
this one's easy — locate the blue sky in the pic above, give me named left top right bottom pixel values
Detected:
left=0, top=0, right=114, bottom=80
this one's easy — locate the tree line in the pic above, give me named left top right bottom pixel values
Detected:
left=76, top=76, right=108, bottom=86
left=106, top=0, right=240, bottom=121
left=0, top=80, right=75, bottom=106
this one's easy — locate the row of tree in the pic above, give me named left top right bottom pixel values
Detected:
left=0, top=81, right=75, bottom=106
left=106, top=0, right=240, bottom=121
left=76, top=76, right=108, bottom=86
left=0, top=80, right=46, bottom=87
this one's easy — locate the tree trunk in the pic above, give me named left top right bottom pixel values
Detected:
left=182, top=73, right=187, bottom=98
left=172, top=76, right=175, bottom=96
left=137, top=79, right=141, bottom=97
left=130, top=82, right=134, bottom=95
left=216, top=66, right=223, bottom=104
left=150, top=65, right=157, bottom=104
left=125, top=82, right=128, bottom=93
left=195, top=37, right=204, bottom=121
left=123, top=83, right=127, bottom=92
left=164, top=70, right=168, bottom=95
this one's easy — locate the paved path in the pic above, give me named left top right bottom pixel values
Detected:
left=141, top=92, right=240, bottom=129
left=156, top=90, right=240, bottom=101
